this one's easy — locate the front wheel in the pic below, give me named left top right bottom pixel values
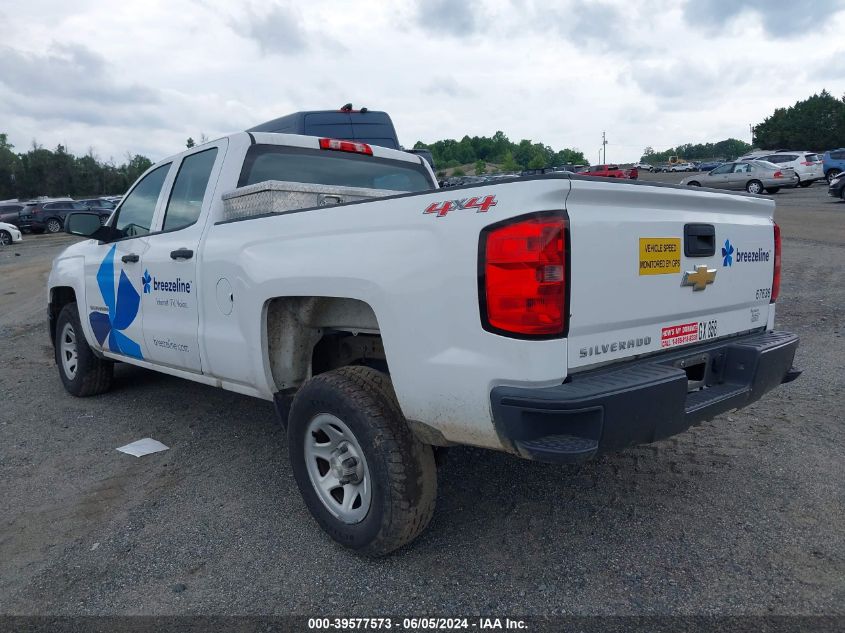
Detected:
left=828, top=169, right=841, bottom=184
left=288, top=366, right=437, bottom=556
left=765, top=187, right=781, bottom=194
left=45, top=218, right=63, bottom=233
left=55, top=303, right=114, bottom=396
left=746, top=180, right=764, bottom=194
left=0, top=230, right=11, bottom=246
left=687, top=181, right=701, bottom=187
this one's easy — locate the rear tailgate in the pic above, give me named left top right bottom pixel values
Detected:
left=565, top=179, right=776, bottom=371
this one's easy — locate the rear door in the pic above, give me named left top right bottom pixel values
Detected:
left=139, top=141, right=226, bottom=373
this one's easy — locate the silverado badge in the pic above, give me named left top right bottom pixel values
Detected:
left=681, top=265, right=717, bottom=291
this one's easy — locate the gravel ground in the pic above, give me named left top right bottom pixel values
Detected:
left=0, top=180, right=843, bottom=616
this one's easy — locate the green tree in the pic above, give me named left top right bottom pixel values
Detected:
left=500, top=151, right=520, bottom=173
left=0, top=133, right=21, bottom=199
left=474, top=159, right=486, bottom=175
left=753, top=90, right=845, bottom=149
left=527, top=154, right=546, bottom=170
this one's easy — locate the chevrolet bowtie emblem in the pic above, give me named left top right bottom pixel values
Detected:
left=681, top=265, right=717, bottom=291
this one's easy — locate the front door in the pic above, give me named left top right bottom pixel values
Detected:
left=140, top=146, right=221, bottom=373
left=84, top=163, right=172, bottom=360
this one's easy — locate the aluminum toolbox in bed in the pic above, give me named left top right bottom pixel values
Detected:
left=221, top=180, right=395, bottom=221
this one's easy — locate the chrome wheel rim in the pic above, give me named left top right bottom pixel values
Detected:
left=748, top=182, right=762, bottom=194
left=0, top=232, right=10, bottom=246
left=47, top=219, right=61, bottom=233
left=304, top=413, right=372, bottom=524
left=60, top=322, right=78, bottom=380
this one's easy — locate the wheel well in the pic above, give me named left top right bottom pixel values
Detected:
left=49, top=286, right=77, bottom=347
left=265, top=297, right=384, bottom=392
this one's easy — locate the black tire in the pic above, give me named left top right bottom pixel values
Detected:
left=288, top=366, right=437, bottom=556
left=55, top=303, right=114, bottom=397
left=45, top=218, right=63, bottom=233
left=0, top=230, right=11, bottom=246
left=798, top=181, right=813, bottom=188
left=827, top=169, right=841, bottom=184
left=765, top=187, right=780, bottom=194
left=687, top=181, right=701, bottom=187
left=746, top=179, right=764, bottom=194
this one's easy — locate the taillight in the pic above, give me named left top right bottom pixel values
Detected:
left=319, top=137, right=373, bottom=155
left=773, top=170, right=783, bottom=178
left=771, top=222, right=781, bottom=303
left=480, top=213, right=567, bottom=337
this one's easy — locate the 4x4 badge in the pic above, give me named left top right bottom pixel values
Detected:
left=681, top=265, right=717, bottom=291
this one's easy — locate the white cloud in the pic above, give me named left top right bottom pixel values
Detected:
left=1, top=0, right=844, bottom=164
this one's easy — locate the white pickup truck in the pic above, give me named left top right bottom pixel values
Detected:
left=48, top=132, right=800, bottom=555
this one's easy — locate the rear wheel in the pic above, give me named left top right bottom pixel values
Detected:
left=687, top=181, right=701, bottom=187
left=45, top=218, right=62, bottom=233
left=0, top=230, right=11, bottom=246
left=798, top=180, right=813, bottom=188
left=288, top=366, right=437, bottom=556
left=828, top=169, right=841, bottom=184
left=55, top=303, right=114, bottom=396
left=746, top=180, right=764, bottom=194
left=765, top=187, right=780, bottom=194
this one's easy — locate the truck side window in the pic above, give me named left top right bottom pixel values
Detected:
left=162, top=148, right=218, bottom=232
left=112, top=163, right=170, bottom=238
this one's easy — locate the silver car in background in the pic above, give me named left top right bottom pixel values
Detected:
left=680, top=160, right=798, bottom=194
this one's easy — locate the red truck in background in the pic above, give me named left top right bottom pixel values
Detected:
left=578, top=164, right=638, bottom=180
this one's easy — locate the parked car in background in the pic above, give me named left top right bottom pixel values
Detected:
left=698, top=160, right=724, bottom=172
left=0, top=203, right=25, bottom=227
left=633, top=162, right=653, bottom=172
left=670, top=162, right=696, bottom=172
left=76, top=198, right=117, bottom=210
left=828, top=170, right=845, bottom=200
left=680, top=160, right=798, bottom=194
left=577, top=164, right=637, bottom=179
left=0, top=221, right=23, bottom=246
left=823, top=148, right=845, bottom=183
left=748, top=152, right=823, bottom=187
left=248, top=104, right=401, bottom=149
left=17, top=201, right=111, bottom=234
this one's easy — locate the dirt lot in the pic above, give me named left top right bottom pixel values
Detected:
left=0, top=179, right=843, bottom=616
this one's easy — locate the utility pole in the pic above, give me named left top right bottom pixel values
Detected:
left=602, top=131, right=607, bottom=165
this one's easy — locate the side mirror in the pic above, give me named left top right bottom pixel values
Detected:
left=65, top=212, right=103, bottom=237
left=65, top=212, right=118, bottom=241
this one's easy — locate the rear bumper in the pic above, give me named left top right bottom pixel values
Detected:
left=17, top=216, right=44, bottom=231
left=491, top=331, right=799, bottom=463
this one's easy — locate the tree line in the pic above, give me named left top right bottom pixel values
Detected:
left=0, top=133, right=153, bottom=200
left=641, top=90, right=845, bottom=164
left=640, top=138, right=752, bottom=165
left=413, top=131, right=588, bottom=173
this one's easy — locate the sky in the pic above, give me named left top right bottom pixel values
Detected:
left=1, top=0, right=844, bottom=165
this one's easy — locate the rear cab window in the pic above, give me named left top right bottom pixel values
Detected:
left=238, top=145, right=434, bottom=193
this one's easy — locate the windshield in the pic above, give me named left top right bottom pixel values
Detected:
left=239, top=145, right=434, bottom=193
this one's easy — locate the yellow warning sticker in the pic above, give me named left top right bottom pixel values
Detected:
left=639, top=238, right=681, bottom=275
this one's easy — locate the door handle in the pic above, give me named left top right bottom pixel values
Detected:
left=121, top=253, right=139, bottom=263
left=170, top=248, right=194, bottom=260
